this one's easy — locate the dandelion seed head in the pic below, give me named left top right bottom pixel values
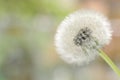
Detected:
left=55, top=10, right=112, bottom=65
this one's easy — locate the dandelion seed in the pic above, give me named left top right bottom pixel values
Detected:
left=55, top=9, right=112, bottom=65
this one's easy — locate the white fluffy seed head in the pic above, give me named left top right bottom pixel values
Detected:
left=55, top=9, right=112, bottom=65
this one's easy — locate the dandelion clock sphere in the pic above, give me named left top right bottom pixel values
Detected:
left=55, top=10, right=112, bottom=65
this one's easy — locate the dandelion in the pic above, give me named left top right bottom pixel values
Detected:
left=55, top=10, right=111, bottom=65
left=55, top=9, right=120, bottom=76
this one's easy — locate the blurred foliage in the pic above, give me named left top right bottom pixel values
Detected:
left=0, top=0, right=72, bottom=19
left=0, top=0, right=74, bottom=79
left=0, top=0, right=73, bottom=66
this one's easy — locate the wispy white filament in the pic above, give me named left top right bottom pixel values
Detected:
left=55, top=10, right=112, bottom=65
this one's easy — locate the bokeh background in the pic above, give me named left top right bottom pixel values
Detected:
left=0, top=0, right=120, bottom=80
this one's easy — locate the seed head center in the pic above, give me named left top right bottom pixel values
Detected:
left=73, top=27, right=92, bottom=46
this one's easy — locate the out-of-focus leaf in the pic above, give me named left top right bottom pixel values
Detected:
left=0, top=0, right=72, bottom=19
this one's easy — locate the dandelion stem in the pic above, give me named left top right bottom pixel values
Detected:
left=99, top=50, right=120, bottom=77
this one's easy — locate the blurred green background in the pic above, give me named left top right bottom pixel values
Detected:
left=0, top=0, right=120, bottom=80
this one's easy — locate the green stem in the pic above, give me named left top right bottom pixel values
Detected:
left=99, top=50, right=120, bottom=77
